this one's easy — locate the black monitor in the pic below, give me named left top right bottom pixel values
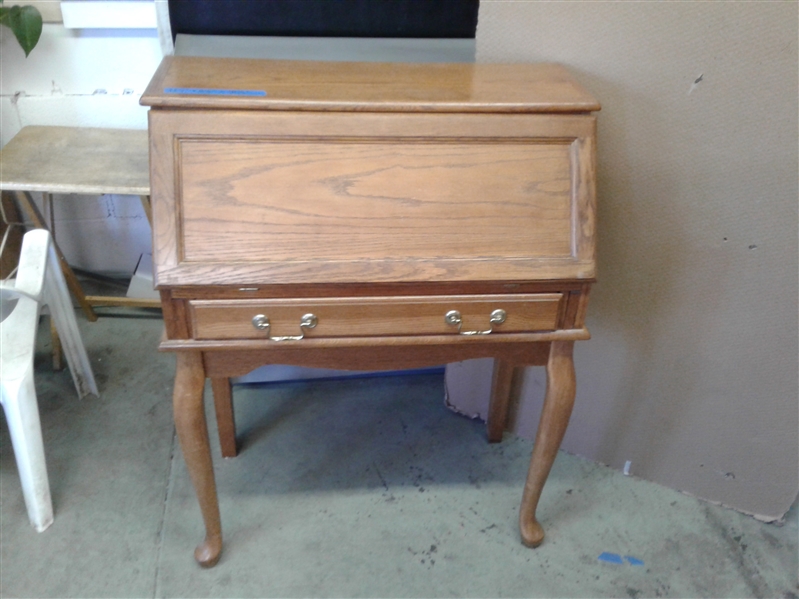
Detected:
left=168, top=0, right=479, bottom=41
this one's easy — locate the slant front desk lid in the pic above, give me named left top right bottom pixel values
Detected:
left=142, top=58, right=599, bottom=287
left=141, top=57, right=600, bottom=113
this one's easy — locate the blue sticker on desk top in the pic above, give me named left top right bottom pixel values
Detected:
left=164, top=87, right=267, bottom=97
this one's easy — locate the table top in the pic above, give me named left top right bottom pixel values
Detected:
left=141, top=57, right=601, bottom=114
left=0, top=126, right=150, bottom=196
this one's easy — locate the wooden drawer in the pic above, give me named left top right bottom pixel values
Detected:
left=188, top=294, right=563, bottom=340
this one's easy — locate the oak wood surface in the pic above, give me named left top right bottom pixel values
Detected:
left=574, top=285, right=592, bottom=328
left=149, top=109, right=595, bottom=287
left=189, top=294, right=562, bottom=340
left=157, top=259, right=595, bottom=289
left=487, top=360, right=524, bottom=443
left=160, top=290, right=190, bottom=339
left=145, top=57, right=599, bottom=566
left=201, top=342, right=551, bottom=379
left=211, top=378, right=237, bottom=459
left=179, top=139, right=573, bottom=264
left=141, top=57, right=601, bottom=113
left=172, top=352, right=222, bottom=568
left=168, top=280, right=588, bottom=299
left=519, top=341, right=576, bottom=548
left=160, top=327, right=591, bottom=355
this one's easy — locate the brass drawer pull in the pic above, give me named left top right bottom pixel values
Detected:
left=251, top=314, right=270, bottom=330
left=444, top=309, right=507, bottom=335
left=251, top=313, right=318, bottom=340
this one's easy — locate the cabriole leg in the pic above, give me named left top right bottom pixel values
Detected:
left=173, top=351, right=222, bottom=567
left=519, top=341, right=576, bottom=548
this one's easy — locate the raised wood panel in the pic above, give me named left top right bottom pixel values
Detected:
left=179, top=138, right=573, bottom=264
left=189, top=293, right=563, bottom=340
left=148, top=110, right=596, bottom=287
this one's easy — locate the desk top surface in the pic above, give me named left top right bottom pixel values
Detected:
left=0, top=126, right=150, bottom=196
left=141, top=57, right=600, bottom=114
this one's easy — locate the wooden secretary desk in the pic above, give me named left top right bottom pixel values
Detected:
left=141, top=57, right=599, bottom=567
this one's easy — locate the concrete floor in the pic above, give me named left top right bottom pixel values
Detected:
left=1, top=311, right=796, bottom=598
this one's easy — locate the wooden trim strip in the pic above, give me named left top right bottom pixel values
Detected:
left=154, top=259, right=596, bottom=288
left=201, top=343, right=552, bottom=378
left=159, top=328, right=590, bottom=352
left=167, top=280, right=592, bottom=299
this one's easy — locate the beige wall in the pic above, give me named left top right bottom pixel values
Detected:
left=450, top=1, right=797, bottom=520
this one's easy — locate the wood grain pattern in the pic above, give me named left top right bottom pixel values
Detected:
left=571, top=133, right=597, bottom=264
left=159, top=290, right=189, bottom=339
left=179, top=138, right=573, bottom=264
left=168, top=280, right=586, bottom=299
left=141, top=58, right=601, bottom=113
left=172, top=352, right=222, bottom=568
left=156, top=259, right=596, bottom=288
left=160, top=328, right=591, bottom=356
left=574, top=284, right=592, bottom=328
left=158, top=109, right=595, bottom=140
left=143, top=58, right=600, bottom=565
left=487, top=360, right=524, bottom=442
left=211, top=378, right=237, bottom=458
left=519, top=341, right=576, bottom=548
left=148, top=122, right=180, bottom=284
left=148, top=109, right=596, bottom=287
left=201, top=342, right=551, bottom=379
left=189, top=294, right=562, bottom=340
left=562, top=290, right=582, bottom=329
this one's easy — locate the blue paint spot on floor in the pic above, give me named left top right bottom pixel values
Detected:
left=625, top=556, right=645, bottom=566
left=598, top=552, right=624, bottom=564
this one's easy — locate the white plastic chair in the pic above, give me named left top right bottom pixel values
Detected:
left=0, top=229, right=98, bottom=532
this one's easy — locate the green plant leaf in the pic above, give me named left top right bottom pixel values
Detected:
left=1, top=4, right=42, bottom=57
